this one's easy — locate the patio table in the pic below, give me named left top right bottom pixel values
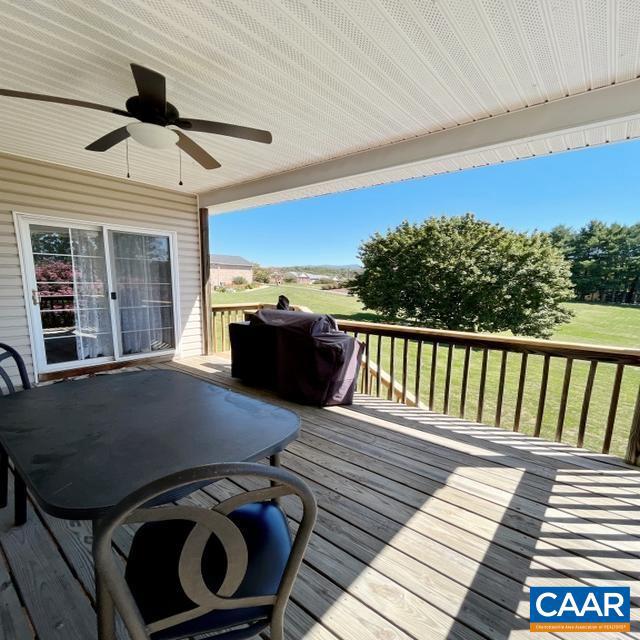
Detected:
left=0, top=369, right=300, bottom=521
left=0, top=368, right=300, bottom=639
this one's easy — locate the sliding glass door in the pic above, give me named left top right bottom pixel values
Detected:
left=28, top=223, right=114, bottom=366
left=109, top=231, right=175, bottom=356
left=20, top=216, right=177, bottom=374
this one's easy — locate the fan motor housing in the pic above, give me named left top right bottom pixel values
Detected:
left=125, top=96, right=179, bottom=126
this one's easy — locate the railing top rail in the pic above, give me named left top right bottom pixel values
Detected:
left=211, top=302, right=312, bottom=313
left=212, top=303, right=266, bottom=310
left=337, top=319, right=640, bottom=366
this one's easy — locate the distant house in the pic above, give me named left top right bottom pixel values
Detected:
left=283, top=271, right=338, bottom=284
left=211, top=254, right=254, bottom=286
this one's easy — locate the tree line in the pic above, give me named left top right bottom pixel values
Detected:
left=550, top=221, right=640, bottom=304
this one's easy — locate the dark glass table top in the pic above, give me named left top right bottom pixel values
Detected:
left=0, top=370, right=300, bottom=519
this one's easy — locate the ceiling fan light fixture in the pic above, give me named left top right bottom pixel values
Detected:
left=126, top=122, right=178, bottom=149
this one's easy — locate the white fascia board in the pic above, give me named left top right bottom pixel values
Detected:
left=200, top=78, right=640, bottom=210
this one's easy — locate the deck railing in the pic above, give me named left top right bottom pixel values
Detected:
left=211, top=303, right=311, bottom=352
left=210, top=304, right=640, bottom=464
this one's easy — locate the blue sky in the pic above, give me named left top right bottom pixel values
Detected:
left=210, top=139, right=640, bottom=266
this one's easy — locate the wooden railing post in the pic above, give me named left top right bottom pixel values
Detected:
left=513, top=353, right=528, bottom=432
left=400, top=339, right=409, bottom=404
left=494, top=351, right=508, bottom=427
left=555, top=358, right=573, bottom=442
left=429, top=343, right=438, bottom=411
left=534, top=355, right=550, bottom=437
left=459, top=346, right=471, bottom=418
left=602, top=364, right=624, bottom=454
left=476, top=348, right=488, bottom=423
left=625, top=386, right=640, bottom=465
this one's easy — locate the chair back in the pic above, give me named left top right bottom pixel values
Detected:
left=93, top=462, right=316, bottom=640
left=0, top=343, right=31, bottom=395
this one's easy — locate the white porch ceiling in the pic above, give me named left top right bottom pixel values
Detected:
left=1, top=0, right=639, bottom=212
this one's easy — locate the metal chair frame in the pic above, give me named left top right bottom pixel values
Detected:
left=0, top=343, right=31, bottom=525
left=93, top=462, right=317, bottom=640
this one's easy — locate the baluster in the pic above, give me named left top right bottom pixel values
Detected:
left=513, top=353, right=528, bottom=432
left=494, top=351, right=508, bottom=427
left=443, top=344, right=454, bottom=414
left=414, top=341, right=423, bottom=407
left=555, top=358, right=573, bottom=442
left=401, top=338, right=409, bottom=404
left=429, top=343, right=438, bottom=410
left=353, top=332, right=361, bottom=392
left=376, top=335, right=382, bottom=397
left=388, top=337, right=396, bottom=401
left=534, top=355, right=551, bottom=437
left=577, top=361, right=598, bottom=448
left=459, top=346, right=471, bottom=418
left=364, top=334, right=371, bottom=394
left=476, top=348, right=489, bottom=422
left=624, top=385, right=640, bottom=465
left=212, top=311, right=218, bottom=353
left=602, top=364, right=624, bottom=454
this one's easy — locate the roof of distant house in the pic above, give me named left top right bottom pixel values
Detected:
left=210, top=254, right=254, bottom=267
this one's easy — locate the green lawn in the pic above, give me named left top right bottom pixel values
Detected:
left=212, top=285, right=640, bottom=458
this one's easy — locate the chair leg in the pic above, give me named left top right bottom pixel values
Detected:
left=96, top=565, right=116, bottom=640
left=270, top=612, right=285, bottom=640
left=0, top=447, right=7, bottom=509
left=14, top=475, right=27, bottom=526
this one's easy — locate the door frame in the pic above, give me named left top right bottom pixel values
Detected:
left=13, top=211, right=182, bottom=380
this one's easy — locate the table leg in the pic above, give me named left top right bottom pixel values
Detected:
left=269, top=453, right=281, bottom=468
left=14, top=475, right=26, bottom=526
left=93, top=520, right=116, bottom=640
left=0, top=447, right=7, bottom=508
left=270, top=453, right=282, bottom=505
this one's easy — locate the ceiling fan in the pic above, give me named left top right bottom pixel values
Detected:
left=0, top=63, right=272, bottom=170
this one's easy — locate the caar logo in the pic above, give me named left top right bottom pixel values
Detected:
left=530, top=586, right=630, bottom=632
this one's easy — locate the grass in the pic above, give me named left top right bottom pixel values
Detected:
left=212, top=285, right=640, bottom=458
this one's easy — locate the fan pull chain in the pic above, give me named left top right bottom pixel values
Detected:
left=178, top=149, right=183, bottom=186
left=125, top=139, right=130, bottom=179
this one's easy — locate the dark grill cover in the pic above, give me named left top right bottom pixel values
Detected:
left=230, top=309, right=363, bottom=406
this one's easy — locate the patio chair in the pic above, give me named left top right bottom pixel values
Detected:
left=0, top=343, right=31, bottom=525
left=93, top=462, right=317, bottom=640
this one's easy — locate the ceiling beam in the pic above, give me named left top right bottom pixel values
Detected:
left=200, top=79, right=640, bottom=210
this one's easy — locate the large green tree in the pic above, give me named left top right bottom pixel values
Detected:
left=350, top=214, right=574, bottom=338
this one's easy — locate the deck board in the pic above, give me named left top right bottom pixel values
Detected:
left=0, top=354, right=638, bottom=639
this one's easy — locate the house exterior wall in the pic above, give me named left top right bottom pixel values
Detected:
left=211, top=264, right=253, bottom=287
left=0, top=153, right=202, bottom=384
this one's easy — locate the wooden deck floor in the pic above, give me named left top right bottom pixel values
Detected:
left=2, top=355, right=640, bottom=639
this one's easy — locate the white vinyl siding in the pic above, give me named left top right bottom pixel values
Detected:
left=0, top=152, right=202, bottom=385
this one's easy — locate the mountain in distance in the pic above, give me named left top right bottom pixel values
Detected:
left=266, top=264, right=362, bottom=277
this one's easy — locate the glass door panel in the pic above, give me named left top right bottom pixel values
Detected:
left=110, top=231, right=175, bottom=355
left=29, top=224, right=114, bottom=366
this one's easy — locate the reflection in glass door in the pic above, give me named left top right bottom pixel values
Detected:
left=110, top=231, right=175, bottom=356
left=29, top=224, right=113, bottom=365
